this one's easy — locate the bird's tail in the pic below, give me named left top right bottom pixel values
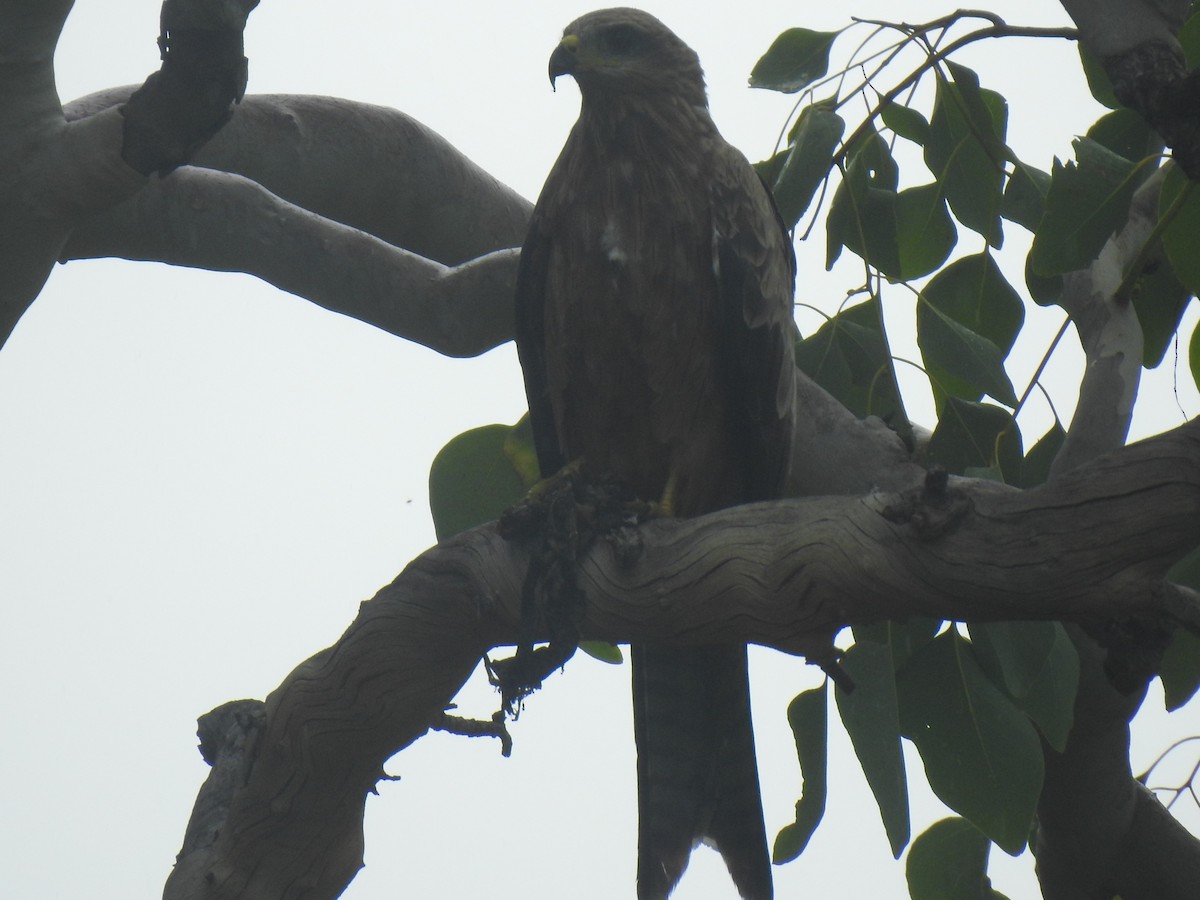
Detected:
left=632, top=642, right=772, bottom=900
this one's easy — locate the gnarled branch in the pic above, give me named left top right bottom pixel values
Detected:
left=163, top=416, right=1200, bottom=900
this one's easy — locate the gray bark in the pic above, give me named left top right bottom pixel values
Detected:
left=3, top=2, right=1198, bottom=899
left=163, top=417, right=1200, bottom=900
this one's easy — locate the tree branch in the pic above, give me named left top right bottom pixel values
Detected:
left=57, top=93, right=533, bottom=356
left=63, top=165, right=522, bottom=358
left=62, top=91, right=533, bottom=268
left=1058, top=0, right=1190, bottom=59
left=1060, top=0, right=1200, bottom=176
left=1035, top=139, right=1198, bottom=896
left=1050, top=170, right=1165, bottom=477
left=163, top=416, right=1200, bottom=900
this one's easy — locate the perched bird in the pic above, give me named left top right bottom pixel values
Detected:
left=514, top=8, right=797, bottom=899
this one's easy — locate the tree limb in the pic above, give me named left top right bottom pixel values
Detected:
left=1035, top=129, right=1198, bottom=897
left=1051, top=169, right=1164, bottom=477
left=64, top=165, right=523, bottom=358
left=163, top=416, right=1200, bottom=900
left=1060, top=0, right=1200, bottom=176
left=62, top=91, right=533, bottom=268
left=57, top=93, right=533, bottom=356
left=1058, top=0, right=1190, bottom=59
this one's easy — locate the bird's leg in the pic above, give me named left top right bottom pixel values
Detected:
left=656, top=468, right=681, bottom=519
left=527, top=457, right=585, bottom=501
left=493, top=458, right=593, bottom=715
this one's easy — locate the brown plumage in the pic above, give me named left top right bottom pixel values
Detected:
left=514, top=9, right=796, bottom=899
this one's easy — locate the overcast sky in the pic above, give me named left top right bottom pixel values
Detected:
left=2, top=2, right=1198, bottom=899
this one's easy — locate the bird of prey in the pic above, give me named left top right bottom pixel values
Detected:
left=513, top=8, right=797, bottom=899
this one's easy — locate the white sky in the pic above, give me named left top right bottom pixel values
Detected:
left=2, top=2, right=1198, bottom=898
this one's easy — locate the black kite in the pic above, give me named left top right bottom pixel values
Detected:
left=514, top=9, right=797, bottom=898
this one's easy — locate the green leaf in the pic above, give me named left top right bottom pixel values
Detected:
left=897, top=632, right=1044, bottom=853
left=918, top=303, right=1018, bottom=406
left=969, top=622, right=1079, bottom=752
left=428, top=423, right=527, bottom=541
left=1015, top=423, right=1066, bottom=488
left=504, top=414, right=542, bottom=488
left=969, top=621, right=1056, bottom=699
left=1159, top=627, right=1200, bottom=711
left=926, top=399, right=1021, bottom=481
left=1180, top=7, right=1200, bottom=67
left=905, top=817, right=992, bottom=900
left=925, top=63, right=1008, bottom=246
left=918, top=253, right=1023, bottom=407
left=844, top=124, right=900, bottom=190
left=769, top=103, right=845, bottom=229
left=1162, top=546, right=1200, bottom=709
left=1193, top=320, right=1200, bottom=394
left=895, top=183, right=958, bottom=279
left=578, top=641, right=623, bottom=664
left=882, top=100, right=930, bottom=146
left=1078, top=44, right=1120, bottom=109
left=1132, top=253, right=1191, bottom=369
left=794, top=297, right=906, bottom=425
left=1001, top=162, right=1050, bottom=233
left=836, top=642, right=911, bottom=856
left=853, top=618, right=942, bottom=671
left=925, top=253, right=1025, bottom=354
left=1169, top=543, right=1200, bottom=592
left=750, top=27, right=840, bottom=93
left=1086, top=108, right=1163, bottom=166
left=827, top=142, right=902, bottom=277
left=1029, top=138, right=1140, bottom=276
left=774, top=684, right=829, bottom=862
left=1159, top=164, right=1200, bottom=295
left=1024, top=253, right=1063, bottom=307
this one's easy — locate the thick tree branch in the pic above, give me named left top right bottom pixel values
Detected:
left=63, top=91, right=533, bottom=268
left=57, top=93, right=533, bottom=356
left=0, top=1, right=147, bottom=342
left=0, top=0, right=265, bottom=348
left=63, top=166, right=522, bottom=358
left=1058, top=0, right=1190, bottom=58
left=787, top=371, right=919, bottom=496
left=1060, top=0, right=1200, bottom=176
left=1051, top=170, right=1164, bottom=477
left=1037, top=624, right=1200, bottom=900
left=1036, top=144, right=1196, bottom=896
left=164, top=417, right=1200, bottom=900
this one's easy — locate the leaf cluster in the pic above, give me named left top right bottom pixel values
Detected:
left=748, top=11, right=1200, bottom=896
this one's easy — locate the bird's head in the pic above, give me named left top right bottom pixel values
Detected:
left=549, top=8, right=706, bottom=106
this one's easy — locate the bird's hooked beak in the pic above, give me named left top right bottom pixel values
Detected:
left=548, top=33, right=580, bottom=91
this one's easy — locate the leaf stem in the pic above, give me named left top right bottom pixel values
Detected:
left=1014, top=315, right=1071, bottom=420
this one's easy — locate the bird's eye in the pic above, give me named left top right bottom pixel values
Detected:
left=603, top=23, right=644, bottom=55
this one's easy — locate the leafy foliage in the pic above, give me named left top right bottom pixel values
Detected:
left=428, top=6, right=1200, bottom=897
left=428, top=422, right=530, bottom=541
left=836, top=639, right=910, bottom=855
left=774, top=684, right=828, bottom=862
left=906, top=817, right=1010, bottom=900
left=744, top=6, right=1200, bottom=892
left=749, top=27, right=841, bottom=93
left=898, top=631, right=1045, bottom=854
left=1028, top=138, right=1141, bottom=277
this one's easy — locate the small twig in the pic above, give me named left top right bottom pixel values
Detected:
left=832, top=22, right=1077, bottom=172
left=1014, top=315, right=1072, bottom=420
left=1139, top=735, right=1200, bottom=811
left=430, top=709, right=514, bottom=758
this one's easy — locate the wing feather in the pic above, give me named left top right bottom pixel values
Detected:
left=513, top=218, right=567, bottom=478
left=710, top=145, right=798, bottom=502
